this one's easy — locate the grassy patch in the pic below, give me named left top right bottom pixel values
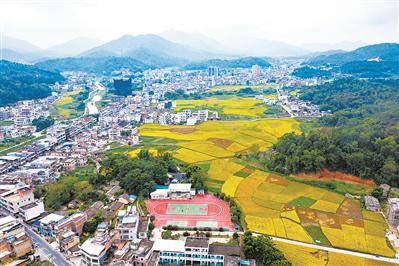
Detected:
left=63, top=164, right=97, bottom=181
left=304, top=225, right=332, bottom=246
left=196, top=161, right=211, bottom=171
left=105, top=145, right=133, bottom=156
left=0, top=120, right=13, bottom=126
left=234, top=167, right=254, bottom=177
left=287, top=177, right=374, bottom=196
left=288, top=196, right=317, bottom=208
left=54, top=89, right=89, bottom=119
left=0, top=135, right=44, bottom=155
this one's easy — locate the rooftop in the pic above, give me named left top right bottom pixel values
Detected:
left=168, top=183, right=191, bottom=192
left=39, top=213, right=65, bottom=225
left=209, top=244, right=241, bottom=256
left=185, top=237, right=209, bottom=248
left=153, top=239, right=185, bottom=253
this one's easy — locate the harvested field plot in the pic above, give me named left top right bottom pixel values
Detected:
left=139, top=118, right=300, bottom=162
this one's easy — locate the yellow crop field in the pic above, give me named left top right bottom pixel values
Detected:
left=273, top=218, right=287, bottom=237
left=139, top=119, right=300, bottom=161
left=280, top=209, right=301, bottom=223
left=210, top=84, right=277, bottom=92
left=235, top=176, right=264, bottom=198
left=175, top=96, right=267, bottom=117
left=310, top=200, right=340, bottom=213
left=127, top=148, right=158, bottom=157
left=245, top=215, right=275, bottom=235
left=221, top=175, right=243, bottom=197
left=208, top=159, right=244, bottom=181
left=282, top=218, right=313, bottom=243
left=174, top=148, right=215, bottom=163
left=55, top=90, right=83, bottom=106
left=177, top=141, right=235, bottom=158
left=276, top=241, right=396, bottom=266
left=275, top=242, right=327, bottom=266
left=362, top=210, right=386, bottom=223
left=365, top=235, right=396, bottom=257
left=364, top=219, right=387, bottom=237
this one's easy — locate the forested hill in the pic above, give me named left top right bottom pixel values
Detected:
left=0, top=60, right=64, bottom=106
left=35, top=57, right=155, bottom=74
left=267, top=78, right=399, bottom=186
left=183, top=57, right=271, bottom=70
left=307, top=43, right=399, bottom=66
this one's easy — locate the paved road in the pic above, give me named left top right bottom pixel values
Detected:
left=268, top=235, right=399, bottom=264
left=23, top=224, right=72, bottom=266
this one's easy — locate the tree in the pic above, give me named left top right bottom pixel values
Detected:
left=161, top=230, right=172, bottom=239
left=380, top=158, right=399, bottom=186
left=32, top=116, right=54, bottom=132
left=371, top=188, right=384, bottom=200
left=243, top=234, right=291, bottom=266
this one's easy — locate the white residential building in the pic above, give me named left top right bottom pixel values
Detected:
left=18, top=200, right=45, bottom=221
left=80, top=231, right=119, bottom=266
left=0, top=186, right=35, bottom=214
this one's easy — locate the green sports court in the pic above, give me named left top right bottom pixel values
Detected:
left=166, top=203, right=208, bottom=215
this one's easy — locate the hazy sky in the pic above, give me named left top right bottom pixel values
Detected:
left=0, top=0, right=397, bottom=48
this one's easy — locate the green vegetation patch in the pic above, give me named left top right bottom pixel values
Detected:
left=288, top=196, right=317, bottom=208
left=304, top=226, right=332, bottom=246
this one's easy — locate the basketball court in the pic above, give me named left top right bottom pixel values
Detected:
left=146, top=194, right=234, bottom=230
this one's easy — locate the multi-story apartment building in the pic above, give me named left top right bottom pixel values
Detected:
left=387, top=198, right=399, bottom=226
left=152, top=237, right=250, bottom=265
left=80, top=231, right=120, bottom=266
left=115, top=206, right=139, bottom=241
left=0, top=216, right=32, bottom=262
left=18, top=199, right=45, bottom=221
left=0, top=185, right=35, bottom=214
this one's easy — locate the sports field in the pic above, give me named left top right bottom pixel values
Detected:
left=166, top=203, right=208, bottom=215
left=146, top=194, right=233, bottom=229
left=139, top=118, right=300, bottom=164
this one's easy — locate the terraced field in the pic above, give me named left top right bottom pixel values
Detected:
left=210, top=84, right=277, bottom=92
left=139, top=118, right=300, bottom=164
left=212, top=162, right=394, bottom=257
left=54, top=89, right=87, bottom=118
left=275, top=242, right=397, bottom=266
left=175, top=96, right=269, bottom=118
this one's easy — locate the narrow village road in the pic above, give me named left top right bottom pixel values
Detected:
left=23, top=224, right=72, bottom=266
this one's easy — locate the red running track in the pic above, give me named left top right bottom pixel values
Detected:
left=146, top=194, right=234, bottom=230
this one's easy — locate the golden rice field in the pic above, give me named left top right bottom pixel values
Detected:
left=215, top=165, right=395, bottom=257
left=54, top=90, right=84, bottom=118
left=55, top=90, right=83, bottom=106
left=210, top=84, right=277, bottom=92
left=127, top=148, right=159, bottom=157
left=175, top=96, right=268, bottom=117
left=275, top=242, right=397, bottom=266
left=139, top=118, right=300, bottom=164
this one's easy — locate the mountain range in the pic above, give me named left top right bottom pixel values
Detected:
left=2, top=31, right=372, bottom=65
left=0, top=35, right=103, bottom=63
left=306, top=43, right=399, bottom=66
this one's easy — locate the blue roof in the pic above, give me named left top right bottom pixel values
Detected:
left=129, top=194, right=137, bottom=200
left=240, top=260, right=251, bottom=266
left=97, top=223, right=108, bottom=229
left=155, top=185, right=168, bottom=189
